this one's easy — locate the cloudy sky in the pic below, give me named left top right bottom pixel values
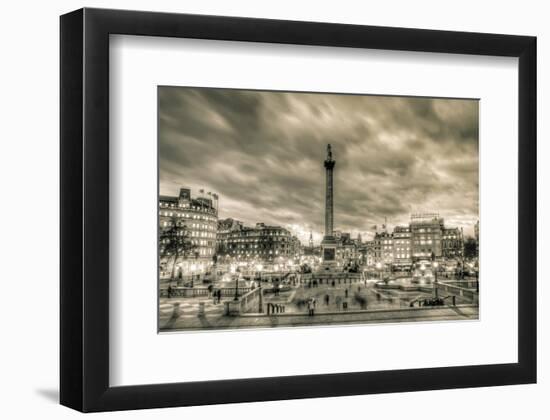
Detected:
left=159, top=86, right=479, bottom=244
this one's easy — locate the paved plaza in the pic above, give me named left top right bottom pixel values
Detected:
left=160, top=300, right=478, bottom=331
left=159, top=280, right=477, bottom=331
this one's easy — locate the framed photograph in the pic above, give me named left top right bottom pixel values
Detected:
left=60, top=8, right=536, bottom=412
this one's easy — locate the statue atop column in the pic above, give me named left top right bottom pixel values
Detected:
left=326, top=143, right=333, bottom=161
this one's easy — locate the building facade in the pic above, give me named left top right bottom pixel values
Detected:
left=159, top=187, right=218, bottom=275
left=362, top=214, right=468, bottom=268
left=410, top=213, right=444, bottom=260
left=362, top=241, right=376, bottom=266
left=373, top=231, right=393, bottom=266
left=372, top=234, right=383, bottom=265
left=441, top=227, right=463, bottom=259
left=392, top=226, right=412, bottom=267
left=336, top=232, right=359, bottom=263
left=216, top=218, right=243, bottom=257
left=216, top=222, right=301, bottom=262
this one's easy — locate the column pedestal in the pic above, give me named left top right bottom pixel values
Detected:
left=320, top=236, right=338, bottom=272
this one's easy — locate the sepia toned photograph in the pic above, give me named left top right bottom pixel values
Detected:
left=158, top=86, right=480, bottom=332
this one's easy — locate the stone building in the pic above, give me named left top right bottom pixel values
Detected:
left=361, top=241, right=376, bottom=266
left=392, top=226, right=412, bottom=267
left=441, top=227, right=463, bottom=259
left=159, top=187, right=218, bottom=276
left=216, top=218, right=243, bottom=257
left=410, top=213, right=444, bottom=260
left=336, top=232, right=359, bottom=264
left=216, top=222, right=301, bottom=262
left=364, top=214, right=465, bottom=269
left=374, top=231, right=393, bottom=266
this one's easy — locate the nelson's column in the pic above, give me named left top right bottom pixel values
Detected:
left=321, top=144, right=338, bottom=270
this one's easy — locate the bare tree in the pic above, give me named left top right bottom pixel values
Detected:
left=160, top=216, right=196, bottom=282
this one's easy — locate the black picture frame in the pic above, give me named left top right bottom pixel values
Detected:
left=60, top=7, right=537, bottom=412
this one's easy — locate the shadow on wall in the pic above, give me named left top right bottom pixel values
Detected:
left=35, top=388, right=58, bottom=404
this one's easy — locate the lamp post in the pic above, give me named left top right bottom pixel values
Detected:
left=433, top=261, right=439, bottom=299
left=233, top=270, right=240, bottom=301
left=192, top=251, right=199, bottom=287
left=256, top=264, right=263, bottom=313
left=190, top=263, right=197, bottom=288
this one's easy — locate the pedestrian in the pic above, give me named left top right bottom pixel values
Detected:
left=325, top=294, right=330, bottom=305
left=308, top=298, right=315, bottom=315
left=217, top=289, right=222, bottom=303
left=167, top=285, right=173, bottom=298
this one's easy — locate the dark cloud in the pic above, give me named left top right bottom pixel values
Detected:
left=159, top=87, right=479, bottom=243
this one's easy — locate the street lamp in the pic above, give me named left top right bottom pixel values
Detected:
left=193, top=251, right=199, bottom=287
left=190, top=264, right=197, bottom=288
left=233, top=272, right=240, bottom=301
left=433, top=261, right=439, bottom=299
left=256, top=263, right=263, bottom=313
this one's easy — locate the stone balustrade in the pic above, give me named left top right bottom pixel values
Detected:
left=160, top=286, right=252, bottom=298
left=224, top=287, right=262, bottom=316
